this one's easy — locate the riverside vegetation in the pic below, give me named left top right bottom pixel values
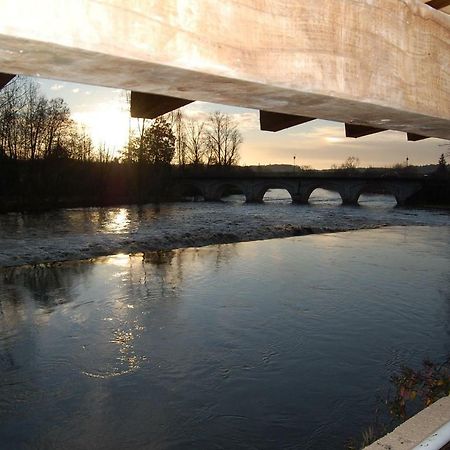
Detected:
left=347, top=357, right=450, bottom=449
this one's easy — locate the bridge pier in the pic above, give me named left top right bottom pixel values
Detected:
left=291, top=193, right=310, bottom=204
left=338, top=184, right=364, bottom=206
left=340, top=196, right=360, bottom=206
left=245, top=196, right=264, bottom=203
left=387, top=184, right=422, bottom=206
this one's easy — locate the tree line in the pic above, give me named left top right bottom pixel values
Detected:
left=0, top=77, right=244, bottom=211
left=122, top=109, right=242, bottom=167
left=0, top=77, right=94, bottom=161
left=0, top=76, right=243, bottom=167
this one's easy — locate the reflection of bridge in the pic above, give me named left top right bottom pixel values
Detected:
left=174, top=175, right=425, bottom=206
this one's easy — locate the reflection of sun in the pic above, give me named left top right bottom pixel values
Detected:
left=105, top=208, right=130, bottom=234
left=107, top=253, right=131, bottom=267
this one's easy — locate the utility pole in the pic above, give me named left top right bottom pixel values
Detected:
left=293, top=155, right=296, bottom=173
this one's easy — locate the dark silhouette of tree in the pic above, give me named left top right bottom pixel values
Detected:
left=185, top=119, right=206, bottom=166
left=340, top=156, right=360, bottom=170
left=171, top=110, right=187, bottom=167
left=126, top=117, right=175, bottom=165
left=204, top=111, right=242, bottom=166
left=0, top=77, right=93, bottom=161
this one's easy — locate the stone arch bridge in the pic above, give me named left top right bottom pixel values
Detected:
left=173, top=175, right=425, bottom=206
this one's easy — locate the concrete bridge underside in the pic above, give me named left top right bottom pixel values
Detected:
left=175, top=178, right=423, bottom=206
left=0, top=0, right=449, bottom=140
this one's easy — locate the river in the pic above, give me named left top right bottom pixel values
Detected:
left=0, top=189, right=449, bottom=267
left=0, top=190, right=449, bottom=449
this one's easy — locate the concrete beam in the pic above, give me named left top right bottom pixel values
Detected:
left=260, top=111, right=315, bottom=132
left=407, top=132, right=429, bottom=141
left=426, top=0, right=450, bottom=10
left=345, top=124, right=385, bottom=138
left=0, top=72, right=14, bottom=89
left=130, top=91, right=193, bottom=119
left=0, top=1, right=448, bottom=140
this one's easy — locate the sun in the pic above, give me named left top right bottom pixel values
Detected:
left=325, top=136, right=344, bottom=144
left=72, top=108, right=131, bottom=157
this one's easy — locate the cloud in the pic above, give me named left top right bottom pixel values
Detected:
left=50, top=83, right=64, bottom=91
left=72, top=88, right=80, bottom=93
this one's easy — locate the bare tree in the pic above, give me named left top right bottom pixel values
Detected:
left=0, top=78, right=26, bottom=159
left=340, top=156, right=360, bottom=170
left=0, top=77, right=79, bottom=160
left=185, top=119, right=206, bottom=165
left=204, top=112, right=242, bottom=166
left=42, top=98, right=71, bottom=158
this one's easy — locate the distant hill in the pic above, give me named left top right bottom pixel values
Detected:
left=245, top=164, right=440, bottom=175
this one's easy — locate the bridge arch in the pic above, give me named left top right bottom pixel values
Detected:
left=300, top=182, right=360, bottom=205
left=174, top=182, right=205, bottom=201
left=307, top=186, right=344, bottom=205
left=252, top=181, right=299, bottom=203
left=356, top=183, right=399, bottom=206
left=210, top=182, right=247, bottom=202
left=353, top=181, right=422, bottom=206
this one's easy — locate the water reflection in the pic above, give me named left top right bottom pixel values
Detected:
left=1, top=261, right=93, bottom=311
left=103, top=208, right=130, bottom=233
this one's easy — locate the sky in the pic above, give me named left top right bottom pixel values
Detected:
left=36, top=77, right=448, bottom=169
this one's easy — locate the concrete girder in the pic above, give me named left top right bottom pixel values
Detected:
left=407, top=133, right=429, bottom=141
left=345, top=124, right=386, bottom=138
left=426, top=0, right=450, bottom=10
left=260, top=111, right=315, bottom=132
left=0, top=72, right=14, bottom=89
left=0, top=1, right=448, bottom=140
left=130, top=92, right=193, bottom=119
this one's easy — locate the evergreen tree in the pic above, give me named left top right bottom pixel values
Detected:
left=126, top=117, right=175, bottom=165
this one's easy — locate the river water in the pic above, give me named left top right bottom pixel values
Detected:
left=0, top=191, right=449, bottom=449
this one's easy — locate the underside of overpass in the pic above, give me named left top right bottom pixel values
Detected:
left=0, top=0, right=449, bottom=141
